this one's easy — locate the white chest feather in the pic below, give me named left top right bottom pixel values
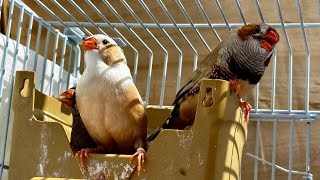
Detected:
left=76, top=51, right=142, bottom=144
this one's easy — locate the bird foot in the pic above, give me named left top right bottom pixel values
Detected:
left=94, top=170, right=106, bottom=180
left=75, top=145, right=104, bottom=172
left=240, top=100, right=252, bottom=123
left=230, top=80, right=240, bottom=94
left=129, top=147, right=145, bottom=176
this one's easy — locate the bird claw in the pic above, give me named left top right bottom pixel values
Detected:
left=240, top=100, right=252, bottom=123
left=75, top=145, right=104, bottom=172
left=75, top=148, right=89, bottom=172
left=230, top=80, right=240, bottom=94
left=130, top=147, right=145, bottom=176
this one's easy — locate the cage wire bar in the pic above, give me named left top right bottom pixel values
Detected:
left=0, top=0, right=80, bottom=178
left=0, top=0, right=318, bottom=179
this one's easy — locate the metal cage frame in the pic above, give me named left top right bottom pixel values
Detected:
left=0, top=0, right=318, bottom=179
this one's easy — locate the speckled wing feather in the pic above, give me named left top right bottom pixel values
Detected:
left=147, top=44, right=224, bottom=142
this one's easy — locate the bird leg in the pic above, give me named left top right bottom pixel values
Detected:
left=75, top=145, right=105, bottom=172
left=129, top=147, right=145, bottom=176
left=240, top=100, right=252, bottom=123
left=229, top=80, right=251, bottom=122
left=229, top=79, right=240, bottom=94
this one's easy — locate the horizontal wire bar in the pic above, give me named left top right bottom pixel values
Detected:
left=147, top=105, right=320, bottom=115
left=250, top=114, right=317, bottom=120
left=47, top=22, right=320, bottom=28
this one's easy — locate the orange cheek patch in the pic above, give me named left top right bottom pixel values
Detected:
left=261, top=40, right=272, bottom=52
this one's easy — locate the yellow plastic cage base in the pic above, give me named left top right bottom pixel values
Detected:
left=9, top=71, right=247, bottom=180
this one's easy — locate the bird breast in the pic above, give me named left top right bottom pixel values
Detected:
left=76, top=58, right=142, bottom=145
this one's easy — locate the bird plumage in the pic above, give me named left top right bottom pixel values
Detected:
left=75, top=34, right=147, bottom=173
left=58, top=87, right=97, bottom=154
left=148, top=23, right=279, bottom=142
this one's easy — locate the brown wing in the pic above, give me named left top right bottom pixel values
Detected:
left=173, top=43, right=223, bottom=105
left=147, top=43, right=224, bottom=142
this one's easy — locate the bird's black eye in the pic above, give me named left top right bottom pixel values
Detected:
left=102, top=39, right=109, bottom=45
left=255, top=25, right=260, bottom=33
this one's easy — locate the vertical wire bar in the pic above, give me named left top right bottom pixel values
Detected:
left=288, top=119, right=295, bottom=180
left=253, top=0, right=265, bottom=112
left=139, top=0, right=182, bottom=106
left=49, top=31, right=60, bottom=96
left=275, top=0, right=293, bottom=113
left=271, top=118, right=278, bottom=180
left=271, top=51, right=277, bottom=112
left=233, top=0, right=246, bottom=24
left=40, top=25, right=52, bottom=92
left=253, top=0, right=263, bottom=112
left=23, top=13, right=34, bottom=70
left=157, top=0, right=198, bottom=92
left=0, top=0, right=3, bottom=16
left=120, top=0, right=168, bottom=106
left=254, top=0, right=265, bottom=23
left=253, top=119, right=261, bottom=180
left=319, top=0, right=320, bottom=16
left=295, top=0, right=310, bottom=113
left=0, top=0, right=14, bottom=104
left=34, top=0, right=84, bottom=39
left=66, top=45, right=73, bottom=91
left=33, top=19, right=43, bottom=71
left=102, top=0, right=154, bottom=105
left=57, top=37, right=68, bottom=94
left=84, top=0, right=139, bottom=84
left=176, top=0, right=211, bottom=52
left=51, top=0, right=92, bottom=36
left=306, top=121, right=311, bottom=176
left=194, top=0, right=221, bottom=42
left=214, top=0, right=231, bottom=30
left=73, top=45, right=81, bottom=82
left=254, top=83, right=259, bottom=112
left=0, top=1, right=23, bottom=177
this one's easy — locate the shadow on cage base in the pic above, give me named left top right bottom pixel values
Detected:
left=8, top=71, right=247, bottom=180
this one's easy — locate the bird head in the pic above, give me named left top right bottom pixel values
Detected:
left=82, top=34, right=125, bottom=65
left=220, top=23, right=279, bottom=84
left=236, top=23, right=279, bottom=66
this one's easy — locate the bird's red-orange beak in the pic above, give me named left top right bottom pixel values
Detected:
left=82, top=37, right=97, bottom=50
left=58, top=88, right=75, bottom=107
left=60, top=88, right=75, bottom=99
left=261, top=30, right=279, bottom=52
left=58, top=98, right=73, bottom=107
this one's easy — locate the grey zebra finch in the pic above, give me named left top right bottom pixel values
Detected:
left=148, top=23, right=279, bottom=142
